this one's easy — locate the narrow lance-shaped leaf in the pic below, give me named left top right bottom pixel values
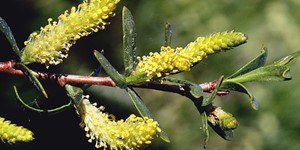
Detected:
left=201, top=112, right=209, bottom=149
left=227, top=48, right=268, bottom=79
left=123, top=7, right=137, bottom=77
left=226, top=49, right=300, bottom=83
left=226, top=65, right=291, bottom=83
left=221, top=81, right=258, bottom=110
left=14, top=86, right=72, bottom=113
left=0, top=17, right=21, bottom=57
left=126, top=87, right=170, bottom=143
left=94, top=50, right=126, bottom=88
left=17, top=63, right=48, bottom=98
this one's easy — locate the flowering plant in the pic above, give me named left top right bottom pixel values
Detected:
left=0, top=0, right=299, bottom=149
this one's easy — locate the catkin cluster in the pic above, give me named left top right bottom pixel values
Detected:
left=76, top=95, right=161, bottom=149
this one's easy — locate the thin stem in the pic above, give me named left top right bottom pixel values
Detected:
left=0, top=60, right=228, bottom=96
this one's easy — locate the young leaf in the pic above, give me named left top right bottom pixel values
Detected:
left=227, top=48, right=267, bottom=79
left=14, top=86, right=72, bottom=113
left=126, top=87, right=170, bottom=143
left=226, top=49, right=300, bottom=83
left=201, top=112, right=209, bottom=149
left=94, top=50, right=126, bottom=88
left=123, top=7, right=137, bottom=77
left=17, top=63, right=48, bottom=98
left=273, top=50, right=300, bottom=66
left=0, top=17, right=21, bottom=57
left=221, top=81, right=258, bottom=110
left=225, top=65, right=291, bottom=83
left=65, top=84, right=84, bottom=106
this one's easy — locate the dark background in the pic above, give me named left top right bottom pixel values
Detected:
left=1, top=0, right=300, bottom=150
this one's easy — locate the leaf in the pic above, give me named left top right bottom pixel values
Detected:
left=65, top=84, right=84, bottom=106
left=227, top=48, right=267, bottom=79
left=94, top=50, right=126, bottom=88
left=273, top=50, right=300, bottom=66
left=89, top=66, right=102, bottom=77
left=221, top=81, right=258, bottom=110
left=189, top=83, right=203, bottom=99
left=14, top=86, right=72, bottom=113
left=0, top=17, right=21, bottom=57
left=226, top=49, right=300, bottom=83
left=17, top=63, right=48, bottom=98
left=122, top=7, right=137, bottom=77
left=201, top=112, right=209, bottom=149
left=126, top=87, right=170, bottom=143
left=164, top=22, right=172, bottom=47
left=201, top=76, right=224, bottom=106
left=163, top=77, right=203, bottom=98
left=126, top=87, right=152, bottom=118
left=207, top=116, right=234, bottom=141
left=225, top=65, right=291, bottom=83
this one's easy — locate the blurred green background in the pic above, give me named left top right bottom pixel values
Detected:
left=1, top=0, right=300, bottom=149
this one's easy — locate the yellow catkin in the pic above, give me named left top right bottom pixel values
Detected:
left=0, top=117, right=34, bottom=144
left=75, top=95, right=161, bottom=149
left=21, top=0, right=120, bottom=67
left=126, top=31, right=247, bottom=84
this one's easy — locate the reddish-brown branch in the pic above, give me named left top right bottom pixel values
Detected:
left=0, top=60, right=228, bottom=95
left=0, top=60, right=116, bottom=87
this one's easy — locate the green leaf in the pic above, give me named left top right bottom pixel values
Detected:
left=227, top=48, right=267, bottom=79
left=273, top=50, right=300, bottom=66
left=0, top=17, right=21, bottom=58
left=17, top=63, right=48, bottom=98
left=207, top=116, right=233, bottom=140
left=225, top=65, right=291, bottom=83
left=14, top=85, right=72, bottom=113
left=164, top=22, right=172, bottom=47
left=65, top=84, right=84, bottom=106
left=221, top=81, right=258, bottom=110
left=126, top=87, right=152, bottom=118
left=122, top=7, right=137, bottom=77
left=226, top=49, right=300, bottom=83
left=126, top=87, right=170, bottom=143
left=94, top=50, right=126, bottom=88
left=163, top=77, right=203, bottom=98
left=201, top=112, right=209, bottom=149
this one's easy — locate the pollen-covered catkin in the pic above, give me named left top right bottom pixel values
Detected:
left=0, top=117, right=34, bottom=144
left=126, top=31, right=247, bottom=84
left=21, top=0, right=120, bottom=67
left=75, top=95, right=161, bottom=149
